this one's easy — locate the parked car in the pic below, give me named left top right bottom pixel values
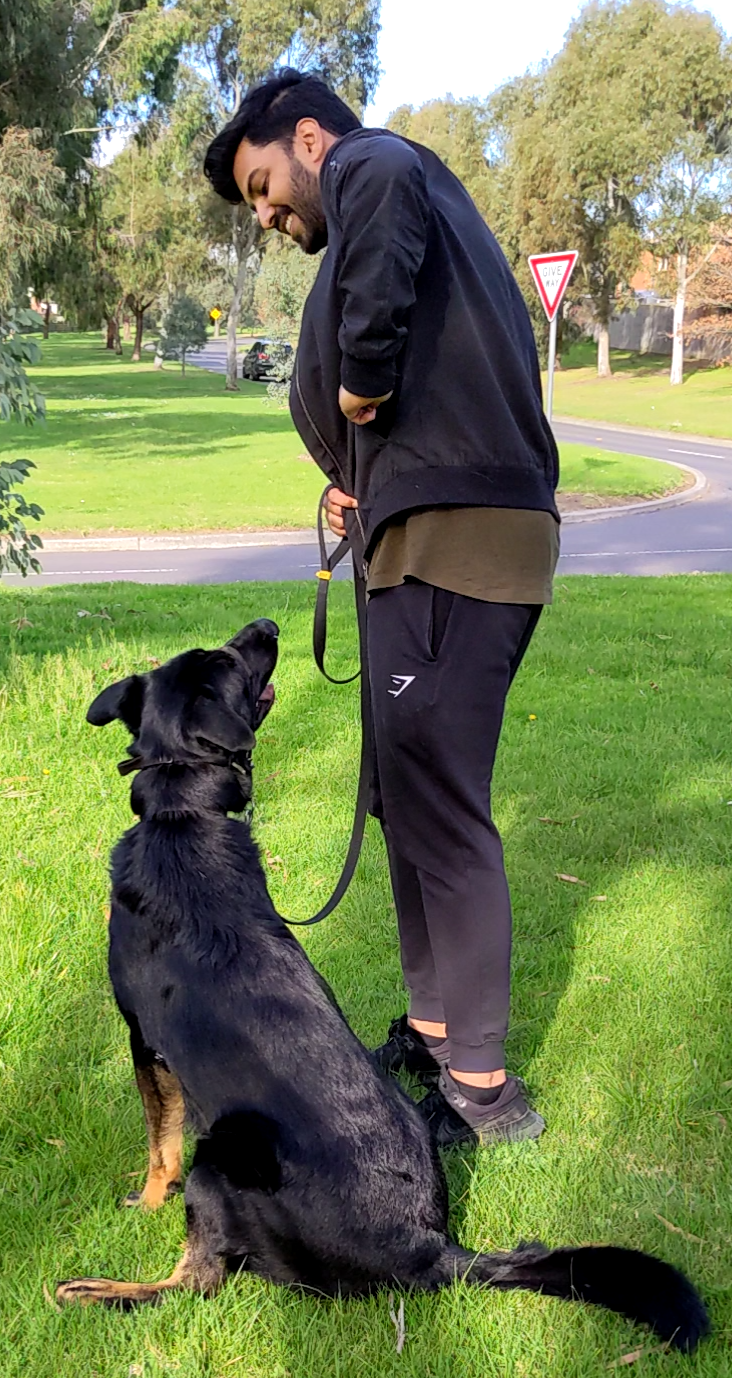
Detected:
left=241, top=339, right=293, bottom=382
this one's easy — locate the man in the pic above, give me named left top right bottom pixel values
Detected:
left=204, top=69, right=559, bottom=1147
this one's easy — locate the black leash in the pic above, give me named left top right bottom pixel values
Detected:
left=285, top=485, right=372, bottom=926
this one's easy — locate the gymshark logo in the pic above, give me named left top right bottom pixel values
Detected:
left=388, top=675, right=415, bottom=698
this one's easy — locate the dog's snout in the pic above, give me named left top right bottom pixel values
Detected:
left=228, top=619, right=280, bottom=656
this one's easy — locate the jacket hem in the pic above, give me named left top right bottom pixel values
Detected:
left=364, top=468, right=561, bottom=557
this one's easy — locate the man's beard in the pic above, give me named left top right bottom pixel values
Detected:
left=287, top=156, right=328, bottom=255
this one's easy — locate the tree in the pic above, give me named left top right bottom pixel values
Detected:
left=158, top=293, right=208, bottom=373
left=387, top=98, right=495, bottom=220
left=254, top=236, right=320, bottom=337
left=265, top=343, right=296, bottom=407
left=484, top=0, right=732, bottom=381
left=0, top=0, right=192, bottom=343
left=686, top=223, right=732, bottom=362
left=0, top=305, right=44, bottom=574
left=489, top=1, right=685, bottom=378
left=0, top=126, right=65, bottom=306
left=640, top=7, right=732, bottom=384
left=110, top=0, right=382, bottom=388
left=99, top=104, right=217, bottom=359
left=102, top=138, right=171, bottom=359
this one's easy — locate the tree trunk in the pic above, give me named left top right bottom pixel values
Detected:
left=225, top=264, right=246, bottom=391
left=181, top=350, right=186, bottom=377
left=597, top=323, right=612, bottom=378
left=132, top=308, right=144, bottom=362
left=43, top=301, right=51, bottom=339
left=105, top=316, right=120, bottom=351
left=123, top=315, right=131, bottom=342
left=226, top=205, right=258, bottom=391
left=670, top=247, right=687, bottom=386
left=213, top=317, right=220, bottom=339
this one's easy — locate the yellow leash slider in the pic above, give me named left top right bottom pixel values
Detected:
left=316, top=569, right=333, bottom=581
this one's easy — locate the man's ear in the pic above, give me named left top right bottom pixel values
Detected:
left=191, top=698, right=255, bottom=753
left=87, top=675, right=145, bottom=730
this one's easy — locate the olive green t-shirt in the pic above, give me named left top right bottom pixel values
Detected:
left=367, top=507, right=560, bottom=605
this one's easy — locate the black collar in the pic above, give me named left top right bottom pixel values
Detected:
left=117, top=754, right=252, bottom=779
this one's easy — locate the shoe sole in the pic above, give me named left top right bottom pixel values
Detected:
left=437, top=1108, right=545, bottom=1150
left=475, top=1108, right=545, bottom=1145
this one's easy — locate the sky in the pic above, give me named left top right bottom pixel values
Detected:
left=95, top=0, right=731, bottom=163
left=364, top=0, right=732, bottom=126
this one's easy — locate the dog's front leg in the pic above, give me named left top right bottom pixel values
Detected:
left=125, top=1028, right=185, bottom=1209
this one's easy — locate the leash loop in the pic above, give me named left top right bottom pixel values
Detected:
left=312, top=485, right=360, bottom=685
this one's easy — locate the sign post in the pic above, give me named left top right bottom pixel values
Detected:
left=527, top=251, right=578, bottom=423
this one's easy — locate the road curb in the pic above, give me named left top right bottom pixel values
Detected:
left=554, top=416, right=732, bottom=450
left=39, top=463, right=708, bottom=551
left=41, top=529, right=323, bottom=553
left=562, top=460, right=706, bottom=524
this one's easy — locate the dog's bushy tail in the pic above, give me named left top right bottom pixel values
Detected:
left=438, top=1240, right=709, bottom=1352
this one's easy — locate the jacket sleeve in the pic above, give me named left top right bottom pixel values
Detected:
left=332, top=135, right=429, bottom=398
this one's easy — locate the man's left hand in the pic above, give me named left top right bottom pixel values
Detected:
left=338, top=386, right=393, bottom=425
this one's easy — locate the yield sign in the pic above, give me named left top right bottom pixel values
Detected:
left=528, top=251, right=579, bottom=322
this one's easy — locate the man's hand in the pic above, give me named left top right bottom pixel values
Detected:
left=338, top=386, right=393, bottom=425
left=325, top=487, right=358, bottom=538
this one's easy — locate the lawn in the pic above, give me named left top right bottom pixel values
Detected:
left=0, top=334, right=687, bottom=537
left=552, top=342, right=732, bottom=440
left=1, top=576, right=730, bottom=1378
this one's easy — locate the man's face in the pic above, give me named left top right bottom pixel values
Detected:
left=234, top=132, right=328, bottom=255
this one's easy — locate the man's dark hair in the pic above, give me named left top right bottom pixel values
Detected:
left=204, top=69, right=361, bottom=204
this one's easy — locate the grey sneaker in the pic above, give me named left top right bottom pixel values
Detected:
left=419, top=1068, right=545, bottom=1148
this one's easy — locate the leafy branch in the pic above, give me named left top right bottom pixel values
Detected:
left=0, top=306, right=45, bottom=576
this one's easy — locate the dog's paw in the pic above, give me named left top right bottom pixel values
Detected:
left=122, top=1179, right=182, bottom=1209
left=56, top=1278, right=115, bottom=1307
left=56, top=1277, right=162, bottom=1309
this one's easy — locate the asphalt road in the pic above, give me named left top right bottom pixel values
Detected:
left=3, top=337, right=730, bottom=586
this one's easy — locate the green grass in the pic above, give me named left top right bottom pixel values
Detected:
left=1, top=335, right=323, bottom=536
left=0, top=334, right=686, bottom=536
left=552, top=342, right=732, bottom=440
left=557, top=442, right=687, bottom=501
left=1, top=576, right=731, bottom=1378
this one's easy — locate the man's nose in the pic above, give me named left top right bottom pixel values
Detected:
left=255, top=198, right=276, bottom=230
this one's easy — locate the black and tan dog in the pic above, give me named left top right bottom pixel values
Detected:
left=56, top=619, right=709, bottom=1351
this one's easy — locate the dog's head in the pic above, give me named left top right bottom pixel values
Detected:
left=86, top=619, right=279, bottom=815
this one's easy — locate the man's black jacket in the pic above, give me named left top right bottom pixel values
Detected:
left=290, top=128, right=560, bottom=558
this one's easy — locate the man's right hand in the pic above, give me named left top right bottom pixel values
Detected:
left=325, top=487, right=358, bottom=538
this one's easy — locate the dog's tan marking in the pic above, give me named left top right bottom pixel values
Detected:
left=125, top=1061, right=185, bottom=1209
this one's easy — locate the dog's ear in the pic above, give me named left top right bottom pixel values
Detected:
left=191, top=697, right=255, bottom=753
left=87, top=675, right=145, bottom=730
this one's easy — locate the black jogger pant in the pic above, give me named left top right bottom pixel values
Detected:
left=367, top=582, right=541, bottom=1073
